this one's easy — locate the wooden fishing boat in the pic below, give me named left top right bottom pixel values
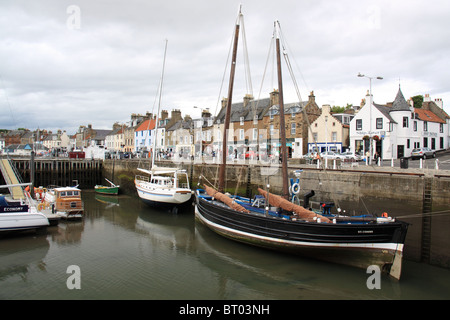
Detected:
left=42, top=186, right=84, bottom=220
left=95, top=178, right=120, bottom=195
left=194, top=10, right=409, bottom=279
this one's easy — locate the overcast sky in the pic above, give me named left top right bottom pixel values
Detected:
left=1, top=0, right=449, bottom=134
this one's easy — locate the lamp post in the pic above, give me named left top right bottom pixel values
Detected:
left=325, top=115, right=328, bottom=168
left=357, top=73, right=383, bottom=165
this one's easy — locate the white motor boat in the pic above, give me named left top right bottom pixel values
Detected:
left=135, top=167, right=192, bottom=207
left=0, top=192, right=49, bottom=234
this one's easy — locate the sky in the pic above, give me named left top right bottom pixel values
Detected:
left=1, top=0, right=450, bottom=134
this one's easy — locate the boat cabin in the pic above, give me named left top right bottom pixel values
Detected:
left=54, top=187, right=83, bottom=214
left=150, top=176, right=174, bottom=188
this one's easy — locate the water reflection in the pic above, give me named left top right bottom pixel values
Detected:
left=0, top=235, right=49, bottom=283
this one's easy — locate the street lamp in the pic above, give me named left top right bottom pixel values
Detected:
left=357, top=73, right=383, bottom=165
left=324, top=115, right=328, bottom=167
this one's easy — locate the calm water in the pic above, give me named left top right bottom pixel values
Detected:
left=1, top=190, right=450, bottom=300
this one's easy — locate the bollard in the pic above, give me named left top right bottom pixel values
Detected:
left=435, top=159, right=439, bottom=170
left=420, top=158, right=423, bottom=169
left=391, top=158, right=394, bottom=167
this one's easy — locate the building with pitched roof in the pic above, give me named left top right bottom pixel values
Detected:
left=134, top=118, right=156, bottom=157
left=309, top=104, right=353, bottom=153
left=213, top=90, right=320, bottom=159
left=350, top=87, right=448, bottom=160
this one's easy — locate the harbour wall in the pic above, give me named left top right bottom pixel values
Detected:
left=9, top=158, right=103, bottom=188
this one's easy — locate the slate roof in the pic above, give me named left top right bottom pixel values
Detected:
left=374, top=103, right=397, bottom=123
left=166, top=119, right=193, bottom=132
left=390, top=87, right=412, bottom=112
left=215, top=97, right=307, bottom=124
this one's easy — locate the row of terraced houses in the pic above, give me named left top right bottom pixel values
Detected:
left=1, top=87, right=449, bottom=160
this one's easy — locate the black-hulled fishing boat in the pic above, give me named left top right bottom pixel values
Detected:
left=194, top=10, right=408, bottom=279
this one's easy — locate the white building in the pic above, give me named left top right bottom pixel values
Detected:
left=350, top=87, right=448, bottom=160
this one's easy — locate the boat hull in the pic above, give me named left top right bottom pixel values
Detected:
left=135, top=183, right=192, bottom=207
left=0, top=210, right=49, bottom=233
left=195, top=196, right=408, bottom=278
left=95, top=186, right=119, bottom=195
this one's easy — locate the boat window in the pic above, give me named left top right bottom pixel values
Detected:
left=66, top=191, right=73, bottom=196
left=61, top=192, right=66, bottom=197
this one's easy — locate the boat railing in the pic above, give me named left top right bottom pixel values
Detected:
left=135, top=175, right=149, bottom=182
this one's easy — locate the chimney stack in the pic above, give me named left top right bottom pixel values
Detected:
left=243, top=94, right=254, bottom=107
left=435, top=98, right=443, bottom=109
left=270, top=90, right=279, bottom=106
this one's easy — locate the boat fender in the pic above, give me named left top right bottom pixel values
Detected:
left=291, top=183, right=300, bottom=195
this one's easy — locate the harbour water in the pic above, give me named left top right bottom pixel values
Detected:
left=1, top=190, right=450, bottom=301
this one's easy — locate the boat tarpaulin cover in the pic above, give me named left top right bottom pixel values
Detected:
left=204, top=185, right=250, bottom=213
left=258, top=188, right=331, bottom=223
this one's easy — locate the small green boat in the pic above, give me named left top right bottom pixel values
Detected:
left=95, top=178, right=120, bottom=195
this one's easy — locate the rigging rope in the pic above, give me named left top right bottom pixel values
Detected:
left=274, top=21, right=345, bottom=211
left=395, top=209, right=450, bottom=220
left=137, top=41, right=166, bottom=170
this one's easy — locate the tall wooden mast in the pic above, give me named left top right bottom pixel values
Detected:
left=275, top=22, right=289, bottom=199
left=218, top=10, right=241, bottom=193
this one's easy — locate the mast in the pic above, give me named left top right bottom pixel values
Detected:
left=152, top=39, right=168, bottom=169
left=218, top=10, right=241, bottom=193
left=275, top=22, right=289, bottom=199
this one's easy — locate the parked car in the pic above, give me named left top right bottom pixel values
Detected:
left=339, top=151, right=362, bottom=161
left=411, top=147, right=436, bottom=159
left=320, top=151, right=345, bottom=160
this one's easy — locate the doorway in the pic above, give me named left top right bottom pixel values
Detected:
left=397, top=145, right=404, bottom=158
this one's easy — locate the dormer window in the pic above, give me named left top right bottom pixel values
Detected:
left=269, top=106, right=278, bottom=120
